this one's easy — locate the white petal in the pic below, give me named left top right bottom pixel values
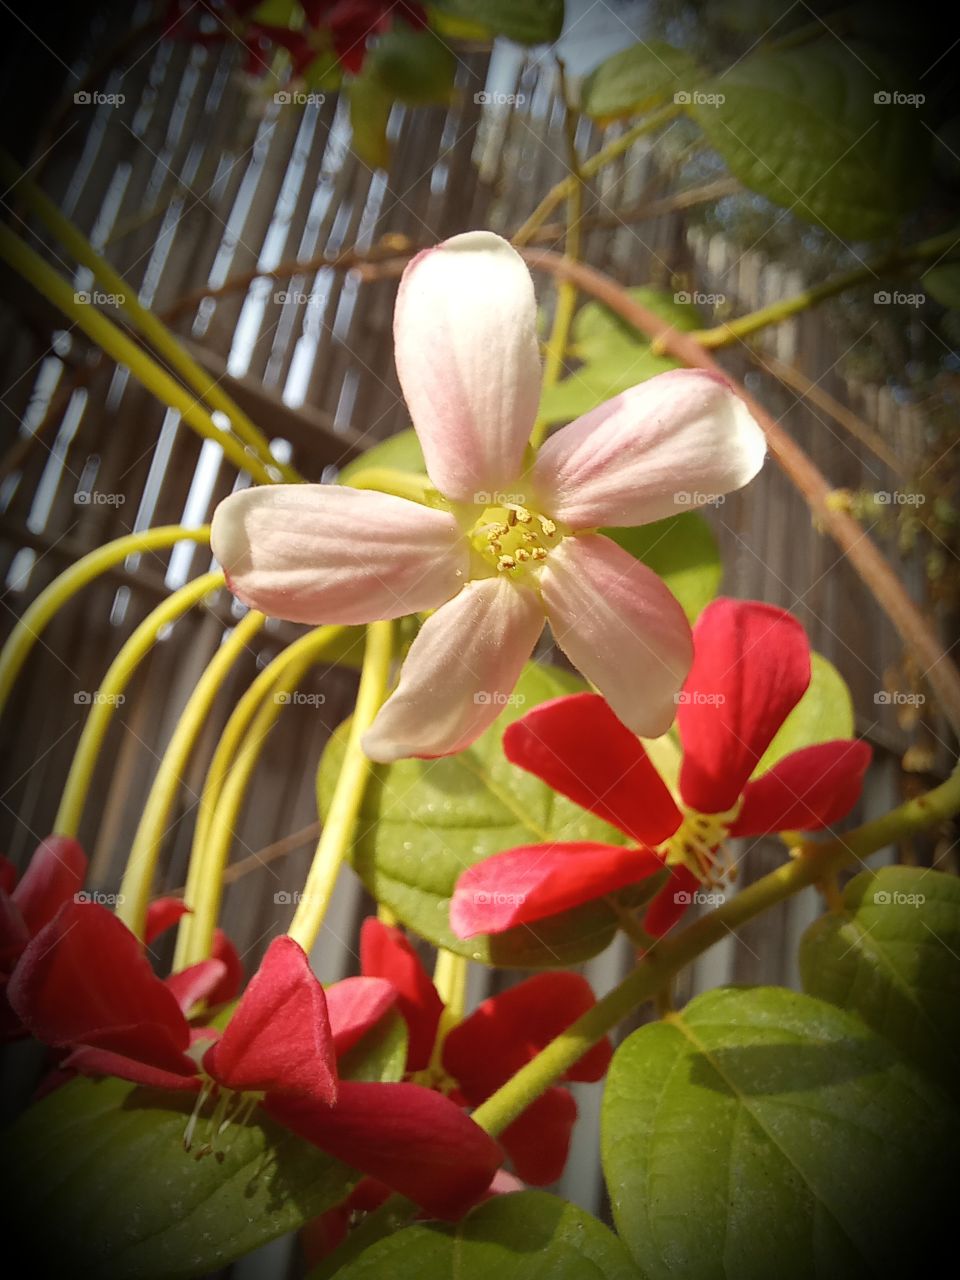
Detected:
left=394, top=231, right=541, bottom=502
left=531, top=368, right=766, bottom=529
left=362, top=577, right=544, bottom=763
left=540, top=534, right=693, bottom=738
left=211, top=485, right=468, bottom=625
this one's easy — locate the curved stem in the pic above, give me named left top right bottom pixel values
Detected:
left=54, top=571, right=223, bottom=837
left=287, top=621, right=393, bottom=952
left=0, top=525, right=210, bottom=715
left=116, top=610, right=266, bottom=938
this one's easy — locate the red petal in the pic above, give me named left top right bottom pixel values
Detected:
left=165, top=959, right=229, bottom=1015
left=360, top=919, right=443, bottom=1071
left=450, top=843, right=663, bottom=938
left=7, top=902, right=192, bottom=1070
left=643, top=866, right=699, bottom=937
left=145, top=897, right=190, bottom=944
left=203, top=936, right=337, bottom=1104
left=325, top=976, right=397, bottom=1057
left=62, top=1044, right=200, bottom=1091
left=503, top=693, right=680, bottom=845
left=11, top=837, right=87, bottom=935
left=207, top=928, right=243, bottom=1004
left=0, top=891, right=29, bottom=969
left=0, top=855, right=16, bottom=895
left=678, top=599, right=811, bottom=812
left=501, top=1088, right=577, bottom=1185
left=444, top=972, right=611, bottom=1101
left=732, top=740, right=872, bottom=836
left=266, top=1081, right=503, bottom=1220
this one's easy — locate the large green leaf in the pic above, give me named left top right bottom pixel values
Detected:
left=602, top=986, right=958, bottom=1280
left=332, top=1190, right=639, bottom=1278
left=430, top=0, right=564, bottom=44
left=754, top=651, right=855, bottom=774
left=338, top=427, right=425, bottom=482
left=689, top=40, right=930, bottom=239
left=1, top=1077, right=355, bottom=1279
left=539, top=348, right=681, bottom=424
left=348, top=74, right=394, bottom=169
left=366, top=24, right=456, bottom=105
left=605, top=513, right=721, bottom=623
left=319, top=663, right=663, bottom=967
left=338, top=1008, right=409, bottom=1082
left=923, top=263, right=960, bottom=310
left=582, top=41, right=700, bottom=121
left=571, top=286, right=702, bottom=363
left=800, top=865, right=960, bottom=1097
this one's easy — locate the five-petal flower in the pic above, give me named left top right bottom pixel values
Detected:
left=211, top=231, right=767, bottom=762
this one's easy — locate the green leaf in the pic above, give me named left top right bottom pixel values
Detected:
left=602, top=986, right=959, bottom=1280
left=430, top=0, right=564, bottom=45
left=539, top=348, right=681, bottom=425
left=604, top=513, right=721, bottom=623
left=582, top=41, right=700, bottom=121
left=338, top=427, right=425, bottom=482
left=319, top=662, right=664, bottom=967
left=571, top=286, right=702, bottom=364
left=338, top=1008, right=409, bottom=1082
left=923, top=263, right=960, bottom=310
left=689, top=40, right=930, bottom=239
left=754, top=651, right=855, bottom=774
left=1, top=1077, right=355, bottom=1279
left=366, top=24, right=456, bottom=105
left=348, top=75, right=394, bottom=169
left=800, top=865, right=960, bottom=1098
left=332, top=1190, right=639, bottom=1278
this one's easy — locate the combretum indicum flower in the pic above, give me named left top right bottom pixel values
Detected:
left=211, top=232, right=767, bottom=762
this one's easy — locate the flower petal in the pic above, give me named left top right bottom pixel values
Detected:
left=11, top=836, right=87, bottom=935
left=394, top=231, right=541, bottom=501
left=678, top=598, right=811, bottom=812
left=643, top=866, right=699, bottom=938
left=62, top=1044, right=200, bottom=1091
left=211, top=484, right=468, bottom=624
left=203, top=936, right=337, bottom=1104
left=450, top=842, right=663, bottom=938
left=144, top=897, right=190, bottom=944
left=360, top=918, right=443, bottom=1072
left=503, top=692, right=680, bottom=846
left=501, top=1088, right=577, bottom=1186
left=443, top=972, right=612, bottom=1101
left=165, top=959, right=229, bottom=1015
left=540, top=534, right=693, bottom=739
left=362, top=577, right=543, bottom=763
left=266, top=1082, right=503, bottom=1220
left=531, top=368, right=766, bottom=529
left=731, top=739, right=872, bottom=836
left=207, top=927, right=244, bottom=1005
left=324, top=976, right=397, bottom=1057
left=0, top=855, right=17, bottom=895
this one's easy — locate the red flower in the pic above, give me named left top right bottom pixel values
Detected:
left=7, top=904, right=500, bottom=1219
left=451, top=599, right=872, bottom=941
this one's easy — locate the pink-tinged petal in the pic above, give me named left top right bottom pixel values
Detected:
left=485, top=1169, right=526, bottom=1197
left=394, top=232, right=540, bottom=501
left=360, top=919, right=443, bottom=1072
left=11, top=836, right=87, bottom=935
left=540, top=534, right=693, bottom=739
left=450, top=842, right=663, bottom=938
left=443, top=972, right=612, bottom=1100
left=362, top=577, right=544, bottom=763
left=501, top=1088, right=577, bottom=1186
left=7, top=902, right=192, bottom=1071
left=531, top=368, right=766, bottom=529
left=165, top=959, right=229, bottom=1015
left=62, top=1044, right=200, bottom=1091
left=503, top=693, right=680, bottom=845
left=266, top=1081, right=503, bottom=1220
left=145, top=897, right=190, bottom=944
left=731, top=739, right=872, bottom=836
left=643, top=866, right=699, bottom=938
left=211, top=484, right=468, bottom=625
left=324, top=976, right=397, bottom=1057
left=203, top=936, right=337, bottom=1104
left=678, top=598, right=811, bottom=812
left=207, top=927, right=243, bottom=1005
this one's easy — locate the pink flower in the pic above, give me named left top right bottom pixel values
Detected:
left=450, top=599, right=873, bottom=940
left=211, top=232, right=766, bottom=762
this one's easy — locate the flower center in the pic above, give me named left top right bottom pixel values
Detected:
left=662, top=806, right=740, bottom=886
left=468, top=502, right=564, bottom=577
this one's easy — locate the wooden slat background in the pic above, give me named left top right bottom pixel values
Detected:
left=0, top=18, right=952, bottom=1271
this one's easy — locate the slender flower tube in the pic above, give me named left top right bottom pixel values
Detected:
left=211, top=232, right=767, bottom=762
